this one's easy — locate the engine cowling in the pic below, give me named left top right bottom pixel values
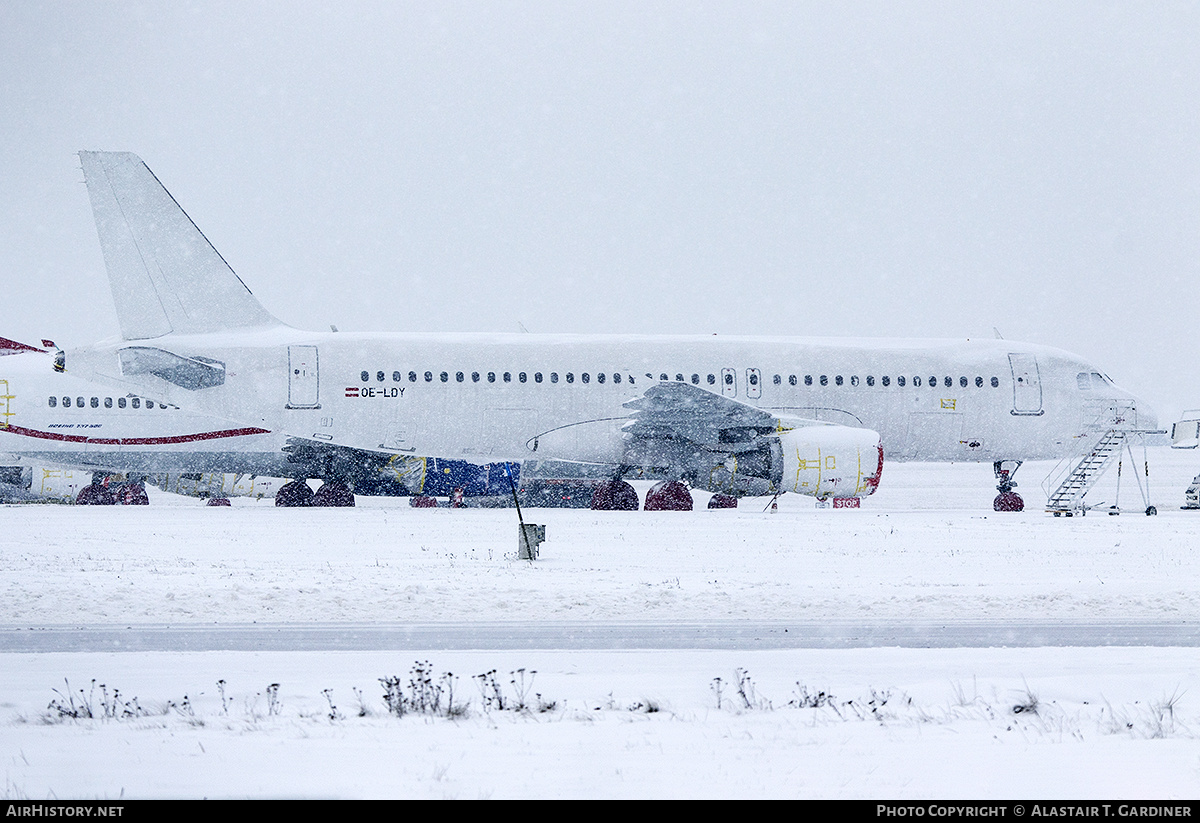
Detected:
left=776, top=425, right=883, bottom=499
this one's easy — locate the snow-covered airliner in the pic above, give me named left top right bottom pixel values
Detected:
left=0, top=338, right=516, bottom=505
left=63, top=151, right=1157, bottom=511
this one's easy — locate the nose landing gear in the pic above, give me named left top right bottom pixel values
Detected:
left=993, top=460, right=1024, bottom=512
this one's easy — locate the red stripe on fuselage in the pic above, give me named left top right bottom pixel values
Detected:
left=0, top=423, right=270, bottom=446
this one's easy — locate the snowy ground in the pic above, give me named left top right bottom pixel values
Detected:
left=2, top=448, right=1199, bottom=799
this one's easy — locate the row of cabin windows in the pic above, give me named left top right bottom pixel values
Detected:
left=774, top=374, right=1001, bottom=389
left=359, top=369, right=1001, bottom=390
left=362, top=369, right=634, bottom=385
left=48, top=396, right=167, bottom=410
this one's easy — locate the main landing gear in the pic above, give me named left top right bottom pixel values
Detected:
left=275, top=479, right=356, bottom=507
left=993, top=460, right=1024, bottom=512
left=76, top=474, right=149, bottom=506
left=589, top=476, right=739, bottom=511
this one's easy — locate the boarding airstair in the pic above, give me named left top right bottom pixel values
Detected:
left=1042, top=404, right=1161, bottom=516
left=1043, top=430, right=1128, bottom=515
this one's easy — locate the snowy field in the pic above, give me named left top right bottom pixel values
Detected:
left=3, top=447, right=1200, bottom=799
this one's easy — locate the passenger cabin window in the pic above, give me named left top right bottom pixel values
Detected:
left=440, top=372, right=449, bottom=383
left=866, top=376, right=875, bottom=387
left=550, top=373, right=558, bottom=383
left=76, top=397, right=84, bottom=408
left=409, top=371, right=417, bottom=382
left=504, top=372, right=512, bottom=383
left=707, top=374, right=716, bottom=385
left=118, top=398, right=126, bottom=408
left=104, top=398, right=113, bottom=408
left=377, top=371, right=385, bottom=382
left=613, top=373, right=621, bottom=384
left=959, top=376, right=968, bottom=388
left=566, top=373, right=574, bottom=383
left=582, top=373, right=590, bottom=384
left=534, top=373, right=542, bottom=383
left=975, top=376, right=983, bottom=388
left=425, top=371, right=433, bottom=382
left=690, top=374, right=699, bottom=385
left=897, top=376, right=905, bottom=387
left=472, top=372, right=480, bottom=383
left=913, top=376, right=921, bottom=386
left=789, top=375, right=797, bottom=386
left=991, top=377, right=999, bottom=387
left=488, top=372, right=496, bottom=383
left=597, top=373, right=605, bottom=384
left=48, top=396, right=56, bottom=408
left=519, top=372, right=527, bottom=383
left=91, top=397, right=99, bottom=408
left=850, top=376, right=859, bottom=387
left=132, top=398, right=140, bottom=409
left=804, top=375, right=812, bottom=386
left=456, top=372, right=464, bottom=382
left=360, top=370, right=369, bottom=382
left=773, top=374, right=781, bottom=385
left=835, top=375, right=843, bottom=386
left=393, top=371, right=401, bottom=382
left=881, top=376, right=889, bottom=387
left=944, top=376, right=953, bottom=388
left=820, top=375, right=828, bottom=386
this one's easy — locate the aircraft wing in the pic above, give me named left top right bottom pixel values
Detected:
left=622, top=381, right=781, bottom=452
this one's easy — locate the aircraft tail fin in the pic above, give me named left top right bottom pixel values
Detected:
left=79, top=151, right=284, bottom=341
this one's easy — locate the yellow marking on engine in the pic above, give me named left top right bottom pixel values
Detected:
left=941, top=398, right=957, bottom=410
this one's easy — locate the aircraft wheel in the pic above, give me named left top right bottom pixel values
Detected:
left=76, top=485, right=116, bottom=505
left=119, top=482, right=149, bottom=505
left=590, top=480, right=639, bottom=511
left=206, top=498, right=232, bottom=507
left=1146, top=506, right=1157, bottom=516
left=410, top=495, right=438, bottom=508
left=993, top=491, right=1024, bottom=512
left=312, top=481, right=355, bottom=507
left=275, top=480, right=314, bottom=507
left=708, top=493, right=738, bottom=509
left=644, top=480, right=693, bottom=511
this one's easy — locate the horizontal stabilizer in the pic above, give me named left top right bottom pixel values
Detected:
left=79, top=151, right=282, bottom=340
left=0, top=337, right=46, bottom=356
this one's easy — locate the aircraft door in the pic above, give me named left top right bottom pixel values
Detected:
left=287, top=345, right=320, bottom=409
left=721, top=368, right=737, bottom=398
left=1008, top=353, right=1042, bottom=415
left=745, top=368, right=761, bottom=400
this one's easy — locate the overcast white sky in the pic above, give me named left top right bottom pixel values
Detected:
left=1, top=1, right=1197, bottom=421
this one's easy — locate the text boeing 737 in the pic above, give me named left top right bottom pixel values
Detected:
left=63, top=151, right=1156, bottom=511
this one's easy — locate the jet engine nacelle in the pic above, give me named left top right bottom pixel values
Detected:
left=775, top=425, right=883, bottom=499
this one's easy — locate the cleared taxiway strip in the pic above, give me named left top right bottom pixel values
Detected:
left=2, top=620, right=1198, bottom=652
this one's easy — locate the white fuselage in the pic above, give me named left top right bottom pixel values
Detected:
left=67, top=329, right=1155, bottom=470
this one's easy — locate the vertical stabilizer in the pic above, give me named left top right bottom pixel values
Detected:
left=79, top=151, right=283, bottom=340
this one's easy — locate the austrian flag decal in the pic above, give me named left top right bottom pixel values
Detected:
left=345, top=387, right=360, bottom=397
